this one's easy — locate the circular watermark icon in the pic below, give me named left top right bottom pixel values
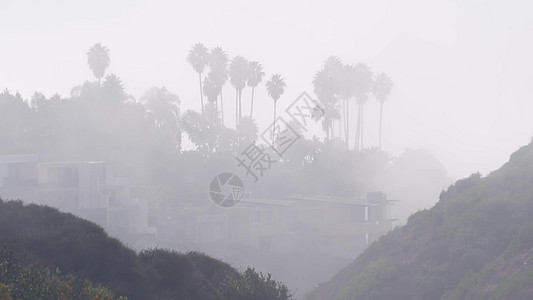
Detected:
left=209, top=173, right=244, bottom=207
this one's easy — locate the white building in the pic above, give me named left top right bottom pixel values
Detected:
left=0, top=154, right=156, bottom=238
left=0, top=154, right=39, bottom=203
left=173, top=192, right=396, bottom=259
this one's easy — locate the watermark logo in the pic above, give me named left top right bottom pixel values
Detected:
left=209, top=173, right=244, bottom=207
left=235, top=142, right=278, bottom=183
left=285, top=92, right=324, bottom=130
left=260, top=117, right=302, bottom=157
left=208, top=92, right=324, bottom=206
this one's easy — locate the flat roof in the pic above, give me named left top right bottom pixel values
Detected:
left=38, top=161, right=108, bottom=165
left=0, top=154, right=39, bottom=163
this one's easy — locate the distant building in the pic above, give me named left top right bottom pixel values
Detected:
left=172, top=192, right=397, bottom=259
left=0, top=154, right=156, bottom=238
left=0, top=154, right=39, bottom=203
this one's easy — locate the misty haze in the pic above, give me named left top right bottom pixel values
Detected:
left=0, top=1, right=533, bottom=299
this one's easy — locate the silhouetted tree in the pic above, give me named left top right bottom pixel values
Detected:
left=339, top=64, right=357, bottom=146
left=141, top=87, right=182, bottom=152
left=187, top=43, right=210, bottom=113
left=323, top=56, right=343, bottom=138
left=313, top=66, right=340, bottom=141
left=229, top=56, right=248, bottom=127
left=202, top=74, right=222, bottom=126
left=30, top=92, right=47, bottom=112
left=236, top=116, right=259, bottom=146
left=246, top=61, right=265, bottom=118
left=102, top=73, right=127, bottom=105
left=87, top=43, right=110, bottom=85
left=266, top=74, right=286, bottom=144
left=372, top=72, right=393, bottom=151
left=182, top=103, right=224, bottom=155
left=208, top=47, right=229, bottom=125
left=353, top=63, right=373, bottom=151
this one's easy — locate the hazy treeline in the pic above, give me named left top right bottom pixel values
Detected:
left=0, top=42, right=450, bottom=218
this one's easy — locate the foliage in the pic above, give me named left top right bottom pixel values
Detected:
left=307, top=141, right=533, bottom=300
left=219, top=267, right=292, bottom=300
left=87, top=43, right=110, bottom=82
left=0, top=200, right=293, bottom=300
left=265, top=74, right=286, bottom=103
left=0, top=247, right=123, bottom=300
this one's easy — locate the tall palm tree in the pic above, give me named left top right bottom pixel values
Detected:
left=339, top=64, right=357, bottom=146
left=353, top=63, right=373, bottom=151
left=313, top=58, right=342, bottom=142
left=187, top=43, right=210, bottom=112
left=203, top=74, right=223, bottom=126
left=372, top=72, right=393, bottom=151
left=209, top=47, right=229, bottom=125
left=313, top=69, right=334, bottom=140
left=229, top=56, right=248, bottom=128
left=266, top=74, right=286, bottom=144
left=324, top=56, right=343, bottom=138
left=247, top=61, right=265, bottom=118
left=87, top=43, right=110, bottom=85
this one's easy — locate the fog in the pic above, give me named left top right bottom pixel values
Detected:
left=1, top=0, right=532, bottom=299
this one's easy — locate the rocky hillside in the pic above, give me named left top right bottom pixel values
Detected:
left=307, top=142, right=533, bottom=300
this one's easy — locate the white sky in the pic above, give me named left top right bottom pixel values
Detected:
left=1, top=0, right=533, bottom=179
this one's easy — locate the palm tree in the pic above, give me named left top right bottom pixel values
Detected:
left=372, top=72, right=393, bottom=151
left=266, top=74, right=286, bottom=144
left=247, top=61, right=265, bottom=118
left=202, top=74, right=222, bottom=126
left=187, top=43, right=210, bottom=112
left=353, top=63, right=373, bottom=151
left=324, top=56, right=343, bottom=138
left=102, top=73, right=126, bottom=104
left=87, top=43, right=110, bottom=85
left=313, top=60, right=342, bottom=141
left=229, top=56, right=248, bottom=128
left=140, top=87, right=182, bottom=152
left=208, top=47, right=229, bottom=125
left=339, top=64, right=357, bottom=146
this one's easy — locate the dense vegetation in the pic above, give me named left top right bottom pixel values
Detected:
left=0, top=246, right=123, bottom=300
left=0, top=43, right=447, bottom=298
left=307, top=141, right=533, bottom=300
left=0, top=199, right=291, bottom=300
left=0, top=42, right=398, bottom=199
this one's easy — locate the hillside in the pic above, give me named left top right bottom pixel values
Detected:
left=0, top=200, right=291, bottom=300
left=307, top=142, right=533, bottom=300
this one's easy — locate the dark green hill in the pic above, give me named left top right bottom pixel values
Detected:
left=0, top=200, right=291, bottom=300
left=307, top=142, right=533, bottom=300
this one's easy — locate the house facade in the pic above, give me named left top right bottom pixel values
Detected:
left=0, top=154, right=156, bottom=238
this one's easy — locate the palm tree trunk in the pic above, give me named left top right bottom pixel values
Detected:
left=273, top=101, right=277, bottom=145
left=215, top=99, right=218, bottom=125
left=354, top=104, right=361, bottom=151
left=250, top=86, right=255, bottom=118
left=379, top=102, right=383, bottom=152
left=345, top=99, right=350, bottom=148
left=361, top=105, right=364, bottom=150
left=342, top=99, right=346, bottom=142
left=337, top=114, right=341, bottom=138
left=199, top=73, right=204, bottom=112
left=220, top=92, right=225, bottom=127
left=235, top=89, right=239, bottom=128
left=238, top=90, right=242, bottom=123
